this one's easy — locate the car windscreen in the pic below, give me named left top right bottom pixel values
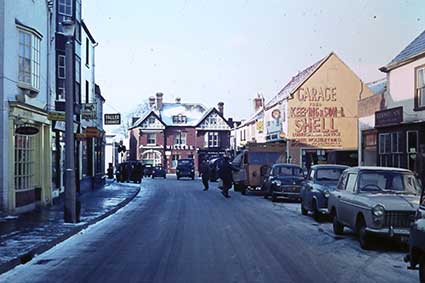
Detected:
left=248, top=152, right=281, bottom=165
left=178, top=159, right=193, bottom=166
left=274, top=166, right=303, bottom=177
left=316, top=168, right=345, bottom=182
left=358, top=171, right=420, bottom=194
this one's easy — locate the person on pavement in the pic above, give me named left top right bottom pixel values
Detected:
left=218, top=156, right=234, bottom=198
left=200, top=161, right=210, bottom=191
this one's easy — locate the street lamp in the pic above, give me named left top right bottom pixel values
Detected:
left=62, top=20, right=77, bottom=223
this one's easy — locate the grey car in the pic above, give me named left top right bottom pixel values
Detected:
left=328, top=166, right=421, bottom=250
left=300, top=164, right=349, bottom=221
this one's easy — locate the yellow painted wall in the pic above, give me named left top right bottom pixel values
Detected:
left=287, top=53, right=373, bottom=153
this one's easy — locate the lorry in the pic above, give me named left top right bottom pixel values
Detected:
left=232, top=143, right=286, bottom=195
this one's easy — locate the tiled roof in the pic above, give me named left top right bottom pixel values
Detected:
left=160, top=102, right=206, bottom=126
left=266, top=55, right=326, bottom=108
left=384, top=30, right=425, bottom=70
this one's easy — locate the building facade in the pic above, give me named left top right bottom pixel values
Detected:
left=0, top=0, right=54, bottom=213
left=377, top=29, right=425, bottom=175
left=129, top=93, right=232, bottom=173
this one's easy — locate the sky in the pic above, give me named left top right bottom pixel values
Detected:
left=82, top=0, right=425, bottom=122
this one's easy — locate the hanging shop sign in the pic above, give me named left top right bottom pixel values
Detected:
left=104, top=113, right=121, bottom=125
left=81, top=103, right=97, bottom=120
left=15, top=125, right=39, bottom=135
left=84, top=127, right=100, bottom=138
left=48, top=111, right=65, bottom=121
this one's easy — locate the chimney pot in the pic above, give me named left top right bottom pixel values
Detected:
left=156, top=92, right=163, bottom=109
left=218, top=102, right=224, bottom=115
left=175, top=97, right=181, bottom=104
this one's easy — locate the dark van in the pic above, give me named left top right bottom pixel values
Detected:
left=176, top=159, right=195, bottom=180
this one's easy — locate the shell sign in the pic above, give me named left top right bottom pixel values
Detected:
left=287, top=53, right=372, bottom=149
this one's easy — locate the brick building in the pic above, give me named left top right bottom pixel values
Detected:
left=129, top=93, right=232, bottom=173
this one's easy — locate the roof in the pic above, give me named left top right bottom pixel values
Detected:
left=266, top=54, right=328, bottom=108
left=236, top=108, right=264, bottom=129
left=311, top=164, right=350, bottom=169
left=346, top=166, right=413, bottom=173
left=366, top=78, right=387, bottom=96
left=273, top=163, right=302, bottom=168
left=196, top=107, right=232, bottom=128
left=81, top=20, right=97, bottom=44
left=95, top=84, right=105, bottom=102
left=161, top=102, right=206, bottom=126
left=130, top=110, right=164, bottom=129
left=381, top=30, right=425, bottom=72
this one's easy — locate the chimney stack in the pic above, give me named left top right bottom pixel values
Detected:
left=156, top=92, right=163, bottom=110
left=253, top=94, right=263, bottom=112
left=149, top=96, right=156, bottom=109
left=218, top=102, right=224, bottom=115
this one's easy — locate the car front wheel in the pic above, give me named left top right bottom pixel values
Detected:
left=332, top=213, right=344, bottom=235
left=301, top=201, right=308, bottom=215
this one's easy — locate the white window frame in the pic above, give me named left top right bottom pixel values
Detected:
left=208, top=132, right=219, bottom=148
left=58, top=0, right=72, bottom=16
left=174, top=132, right=187, bottom=145
left=147, top=133, right=156, bottom=145
left=58, top=55, right=66, bottom=79
left=416, top=67, right=425, bottom=108
left=14, top=135, right=34, bottom=192
left=18, top=29, right=41, bottom=91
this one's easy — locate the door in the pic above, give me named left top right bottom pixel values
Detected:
left=338, top=173, right=358, bottom=225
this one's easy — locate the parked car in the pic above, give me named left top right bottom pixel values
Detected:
left=263, top=163, right=304, bottom=202
left=116, top=161, right=143, bottom=183
left=232, top=143, right=285, bottom=195
left=405, top=184, right=425, bottom=282
left=328, top=167, right=421, bottom=250
left=152, top=166, right=166, bottom=179
left=176, top=158, right=195, bottom=180
left=143, top=164, right=153, bottom=177
left=300, top=165, right=349, bottom=221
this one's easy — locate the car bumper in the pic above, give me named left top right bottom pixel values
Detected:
left=177, top=172, right=194, bottom=177
left=365, top=227, right=410, bottom=237
left=273, top=191, right=300, bottom=199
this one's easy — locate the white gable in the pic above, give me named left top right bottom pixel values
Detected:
left=139, top=114, right=165, bottom=130
left=197, top=112, right=230, bottom=130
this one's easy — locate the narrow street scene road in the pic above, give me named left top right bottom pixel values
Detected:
left=0, top=178, right=417, bottom=283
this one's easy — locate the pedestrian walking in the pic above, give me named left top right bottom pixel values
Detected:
left=218, top=156, right=234, bottom=198
left=200, top=161, right=210, bottom=191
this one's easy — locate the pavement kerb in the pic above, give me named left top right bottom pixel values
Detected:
left=0, top=185, right=140, bottom=275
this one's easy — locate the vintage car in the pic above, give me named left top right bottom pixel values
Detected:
left=152, top=166, right=166, bottom=179
left=176, top=158, right=195, bottom=180
left=208, top=157, right=224, bottom=182
left=328, top=167, right=421, bottom=250
left=405, top=185, right=425, bottom=282
left=143, top=164, right=153, bottom=177
left=263, top=164, right=304, bottom=202
left=232, top=143, right=285, bottom=195
left=300, top=164, right=349, bottom=221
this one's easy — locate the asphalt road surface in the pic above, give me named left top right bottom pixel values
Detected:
left=0, top=177, right=417, bottom=283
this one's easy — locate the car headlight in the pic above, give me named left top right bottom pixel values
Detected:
left=272, top=180, right=282, bottom=186
left=372, top=204, right=385, bottom=217
left=323, top=190, right=330, bottom=198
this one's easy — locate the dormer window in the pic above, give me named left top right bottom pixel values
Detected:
left=172, top=115, right=187, bottom=124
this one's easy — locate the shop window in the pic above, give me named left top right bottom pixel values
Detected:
left=171, top=154, right=179, bottom=168
left=14, top=135, right=34, bottom=192
left=416, top=66, right=425, bottom=109
left=407, top=131, right=418, bottom=171
left=379, top=132, right=402, bottom=168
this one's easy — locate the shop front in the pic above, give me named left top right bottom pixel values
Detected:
left=375, top=107, right=425, bottom=173
left=8, top=102, right=52, bottom=213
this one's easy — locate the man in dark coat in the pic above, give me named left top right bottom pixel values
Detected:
left=218, top=156, right=234, bottom=198
left=200, top=161, right=210, bottom=191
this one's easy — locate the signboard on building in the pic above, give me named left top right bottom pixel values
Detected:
left=84, top=127, right=100, bottom=138
left=15, top=125, right=39, bottom=135
left=375, top=107, right=403, bottom=127
left=104, top=113, right=121, bottom=125
left=255, top=120, right=264, bottom=133
left=48, top=111, right=65, bottom=121
left=81, top=103, right=97, bottom=120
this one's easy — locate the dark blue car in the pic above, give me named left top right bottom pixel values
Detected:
left=263, top=164, right=304, bottom=202
left=300, top=164, right=348, bottom=221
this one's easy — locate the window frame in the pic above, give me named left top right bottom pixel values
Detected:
left=147, top=133, right=156, bottom=145
left=415, top=64, right=425, bottom=110
left=14, top=134, right=35, bottom=192
left=345, top=173, right=358, bottom=193
left=17, top=28, right=41, bottom=91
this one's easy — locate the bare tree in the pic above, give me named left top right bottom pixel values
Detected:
left=112, top=100, right=150, bottom=138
